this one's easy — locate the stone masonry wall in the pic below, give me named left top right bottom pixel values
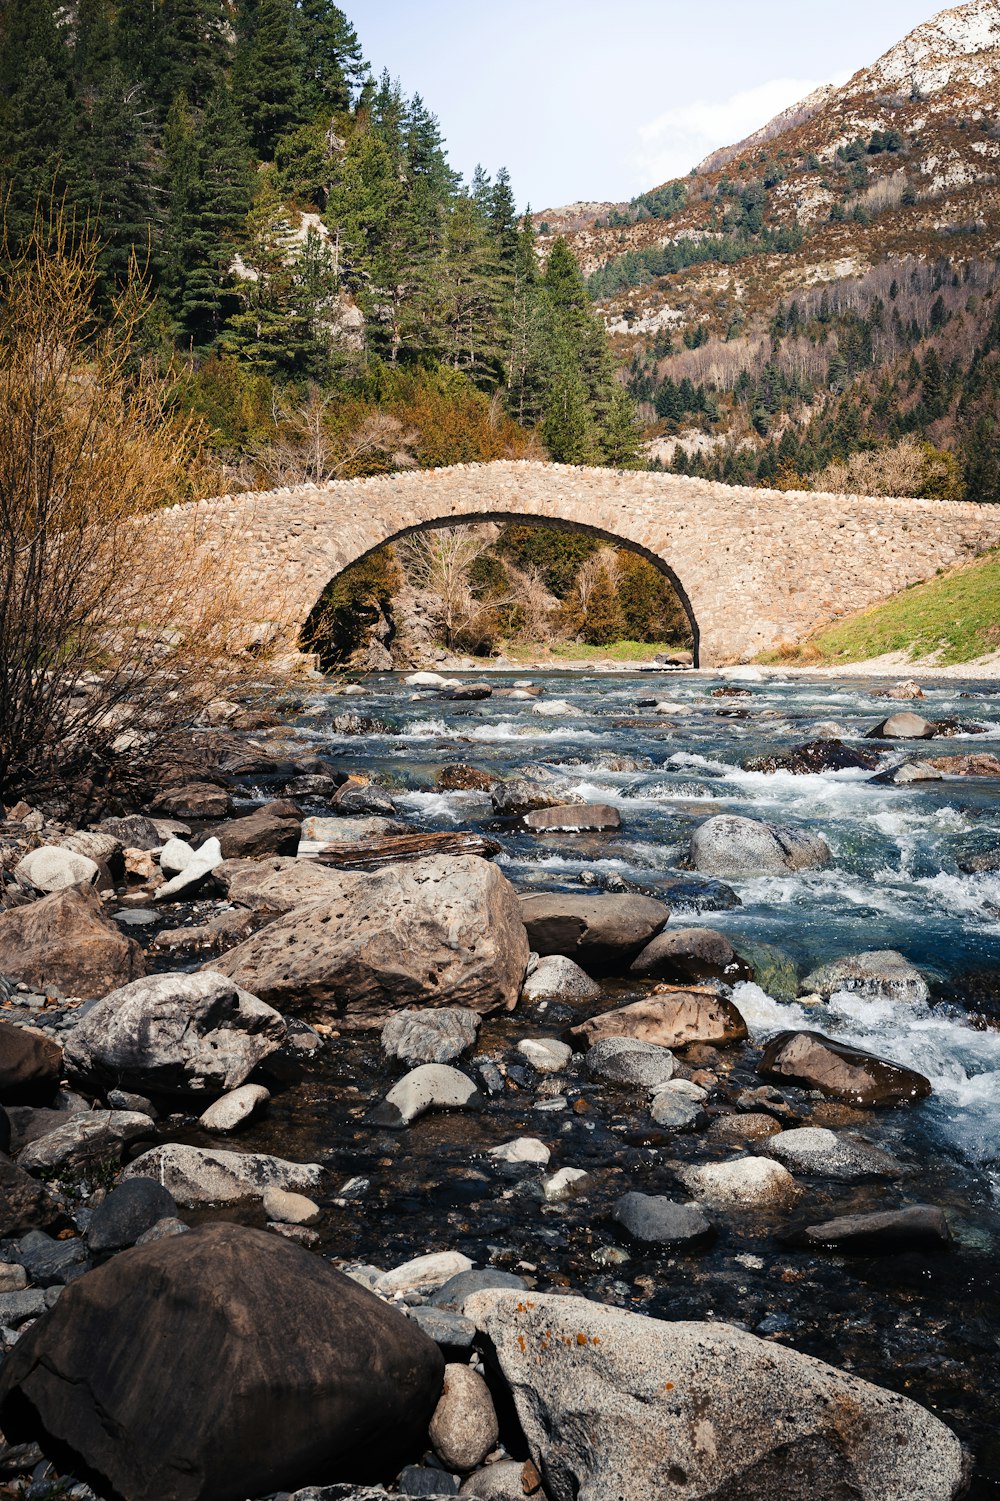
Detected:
left=157, top=460, right=1000, bottom=666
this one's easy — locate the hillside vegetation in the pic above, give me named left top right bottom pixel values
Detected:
left=764, top=549, right=1000, bottom=665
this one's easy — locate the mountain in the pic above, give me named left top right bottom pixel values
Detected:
left=543, top=0, right=1000, bottom=501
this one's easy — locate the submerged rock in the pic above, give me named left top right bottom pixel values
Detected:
left=0, top=1223, right=444, bottom=1501
left=491, top=781, right=578, bottom=817
left=212, top=856, right=530, bottom=1022
left=744, top=740, right=879, bottom=775
left=463, top=1289, right=964, bottom=1501
left=690, top=815, right=831, bottom=876
left=796, top=1205, right=951, bottom=1252
left=568, top=988, right=747, bottom=1051
left=758, top=1030, right=932, bottom=1108
left=612, top=1192, right=714, bottom=1247
left=523, top=804, right=620, bottom=832
left=381, top=1009, right=481, bottom=1066
left=800, top=949, right=929, bottom=1003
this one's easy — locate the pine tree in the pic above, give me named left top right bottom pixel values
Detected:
left=294, top=0, right=367, bottom=115
left=235, top=0, right=305, bottom=158
left=0, top=0, right=77, bottom=244
left=155, top=0, right=231, bottom=112
left=79, top=64, right=156, bottom=287
left=600, top=384, right=644, bottom=468
left=542, top=368, right=598, bottom=465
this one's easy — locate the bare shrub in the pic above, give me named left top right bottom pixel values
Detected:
left=812, top=438, right=964, bottom=499
left=395, top=525, right=502, bottom=650
left=249, top=389, right=418, bottom=487
left=0, top=215, right=258, bottom=807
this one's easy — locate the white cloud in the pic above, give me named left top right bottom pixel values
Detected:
left=631, top=73, right=851, bottom=190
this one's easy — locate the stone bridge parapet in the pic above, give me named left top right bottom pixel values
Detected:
left=160, top=460, right=1000, bottom=665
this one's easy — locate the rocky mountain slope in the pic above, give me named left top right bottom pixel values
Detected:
left=538, top=1, right=1000, bottom=496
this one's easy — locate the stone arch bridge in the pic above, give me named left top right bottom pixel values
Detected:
left=166, top=460, right=1000, bottom=666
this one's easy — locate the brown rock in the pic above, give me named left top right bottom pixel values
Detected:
left=150, top=783, right=233, bottom=820
left=519, top=893, right=669, bottom=973
left=706, top=1112, right=782, bottom=1145
left=567, top=987, right=748, bottom=1051
left=630, top=926, right=752, bottom=984
left=0, top=1223, right=444, bottom=1501
left=436, top=765, right=493, bottom=792
left=214, top=857, right=348, bottom=915
left=215, top=810, right=301, bottom=860
left=0, top=885, right=144, bottom=998
left=0, top=1154, right=65, bottom=1238
left=928, top=753, right=1000, bottom=777
left=210, top=855, right=530, bottom=1023
left=758, top=1030, right=931, bottom=1108
left=429, top=1363, right=499, bottom=1472
left=523, top=804, right=621, bottom=832
left=0, top=1023, right=62, bottom=1106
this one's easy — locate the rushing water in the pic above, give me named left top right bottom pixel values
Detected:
left=227, top=667, right=1000, bottom=1494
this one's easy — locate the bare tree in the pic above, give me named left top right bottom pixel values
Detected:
left=395, top=525, right=505, bottom=649
left=249, top=390, right=418, bottom=488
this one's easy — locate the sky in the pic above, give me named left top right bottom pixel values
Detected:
left=351, top=0, right=940, bottom=209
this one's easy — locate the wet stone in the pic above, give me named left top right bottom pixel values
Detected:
left=382, top=1009, right=483, bottom=1066
left=612, top=1192, right=714, bottom=1248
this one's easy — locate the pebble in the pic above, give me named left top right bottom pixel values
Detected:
left=516, top=1038, right=572, bottom=1073
left=488, top=1137, right=550, bottom=1166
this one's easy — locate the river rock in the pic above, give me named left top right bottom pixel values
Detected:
left=649, top=1090, right=704, bottom=1131
left=568, top=989, right=747, bottom=1051
left=0, top=1223, right=444, bottom=1501
left=15, top=846, right=99, bottom=894
left=371, top=1064, right=480, bottom=1128
left=489, top=1137, right=550, bottom=1166
left=214, top=856, right=348, bottom=914
left=409, top=1307, right=477, bottom=1353
left=0, top=884, right=144, bottom=997
left=428, top=1270, right=527, bottom=1311
left=429, top=1365, right=499, bottom=1473
left=199, top=1083, right=270, bottom=1133
left=798, top=1205, right=951, bottom=1252
left=64, top=971, right=287, bottom=1097
left=866, top=712, right=935, bottom=740
left=928, top=752, right=1000, bottom=776
left=0, top=1023, right=62, bottom=1106
left=758, top=1030, right=932, bottom=1107
left=800, top=949, right=929, bottom=1003
left=332, top=782, right=398, bottom=818
left=523, top=805, right=620, bottom=833
left=630, top=927, right=752, bottom=984
left=159, top=837, right=195, bottom=876
left=382, top=1009, right=481, bottom=1066
left=377, top=1251, right=474, bottom=1299
left=459, top=1460, right=540, bottom=1498
left=97, top=815, right=162, bottom=851
left=18, top=1110, right=154, bottom=1173
left=958, top=846, right=1000, bottom=874
left=517, top=1038, right=572, bottom=1073
left=154, top=837, right=223, bottom=901
left=121, top=1144, right=322, bottom=1205
left=215, top=809, right=301, bottom=860
left=585, top=1037, right=675, bottom=1089
left=0, top=1156, right=64, bottom=1238
left=491, top=781, right=579, bottom=816
left=612, top=1192, right=713, bottom=1247
left=150, top=781, right=233, bottom=819
left=745, top=739, right=880, bottom=775
left=87, top=1178, right=179, bottom=1255
left=706, top=1112, right=782, bottom=1145
left=262, top=1187, right=320, bottom=1226
left=543, top=1167, right=589, bottom=1201
left=436, top=766, right=493, bottom=792
left=519, top=893, right=669, bottom=972
left=212, top=856, right=530, bottom=1022
left=462, top=1289, right=964, bottom=1501
left=875, top=760, right=944, bottom=785
left=657, top=875, right=742, bottom=912
left=690, top=816, right=831, bottom=876
left=521, top=955, right=601, bottom=1003
left=677, top=1156, right=800, bottom=1208
left=763, top=1127, right=907, bottom=1180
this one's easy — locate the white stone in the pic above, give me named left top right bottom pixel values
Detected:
left=521, top=954, right=602, bottom=1003
left=543, top=1167, right=590, bottom=1201
left=679, top=1156, right=800, bottom=1208
left=198, top=1083, right=271, bottom=1133
left=405, top=671, right=448, bottom=687
left=517, top=1037, right=572, bottom=1073
left=261, top=1187, right=321, bottom=1225
left=159, top=836, right=196, bottom=876
left=15, top=846, right=99, bottom=893
left=531, top=699, right=582, bottom=717
left=376, top=1250, right=473, bottom=1297
left=489, top=1137, right=550, bottom=1166
left=154, top=837, right=223, bottom=900
left=374, top=1063, right=480, bottom=1127
left=121, top=1144, right=322, bottom=1206
left=650, top=1077, right=708, bottom=1102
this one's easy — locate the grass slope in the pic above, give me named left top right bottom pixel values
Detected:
left=763, top=551, right=1000, bottom=666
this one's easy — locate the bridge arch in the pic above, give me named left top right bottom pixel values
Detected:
left=303, top=510, right=701, bottom=665
left=161, top=460, right=1000, bottom=666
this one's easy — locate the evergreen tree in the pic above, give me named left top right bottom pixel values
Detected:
left=155, top=0, right=231, bottom=111
left=0, top=0, right=77, bottom=244
left=294, top=0, right=367, bottom=116
left=542, top=368, right=598, bottom=465
left=235, top=0, right=305, bottom=158
left=582, top=565, right=624, bottom=644
left=79, top=64, right=156, bottom=287
left=600, top=384, right=644, bottom=468
left=73, top=0, right=115, bottom=92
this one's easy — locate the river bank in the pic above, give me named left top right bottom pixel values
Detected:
left=0, top=667, right=998, bottom=1500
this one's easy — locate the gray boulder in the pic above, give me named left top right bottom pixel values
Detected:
left=585, top=1037, right=675, bottom=1089
left=212, top=856, right=530, bottom=1022
left=491, top=781, right=579, bottom=816
left=371, top=1064, right=480, bottom=1129
left=17, top=1110, right=154, bottom=1173
left=612, top=1192, right=713, bottom=1247
left=87, top=1177, right=179, bottom=1255
left=462, top=1290, right=964, bottom=1501
left=630, top=927, right=752, bottom=984
left=521, top=955, right=601, bottom=1003
left=519, top=893, right=669, bottom=972
left=64, top=971, right=287, bottom=1097
left=15, top=846, right=99, bottom=894
left=382, top=1009, right=481, bottom=1066
left=867, top=712, right=935, bottom=739
left=690, top=816, right=831, bottom=876
left=121, top=1143, right=322, bottom=1205
left=800, top=949, right=929, bottom=1004
left=763, top=1127, right=907, bottom=1181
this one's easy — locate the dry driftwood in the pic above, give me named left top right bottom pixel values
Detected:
left=315, top=830, right=502, bottom=871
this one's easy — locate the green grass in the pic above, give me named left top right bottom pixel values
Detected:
left=504, top=639, right=688, bottom=663
left=761, top=550, right=1000, bottom=667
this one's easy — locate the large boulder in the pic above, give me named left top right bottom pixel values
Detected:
left=64, top=972, right=287, bottom=1097
left=0, top=1155, right=65, bottom=1238
left=0, top=885, right=144, bottom=998
left=121, top=1144, right=321, bottom=1205
left=800, top=949, right=929, bottom=1004
left=15, top=846, right=99, bottom=894
left=519, top=894, right=669, bottom=973
left=567, top=988, right=747, bottom=1051
left=744, top=740, right=880, bottom=775
left=215, top=809, right=302, bottom=860
left=0, top=1023, right=62, bottom=1106
left=0, top=1223, right=444, bottom=1501
left=463, top=1290, right=964, bottom=1501
left=629, top=927, right=752, bottom=985
left=866, top=713, right=935, bottom=740
left=17, top=1110, right=154, bottom=1174
left=150, top=782, right=233, bottom=819
left=690, top=816, right=831, bottom=876
left=211, top=856, right=529, bottom=1022
left=491, top=781, right=578, bottom=817
left=758, top=1031, right=931, bottom=1107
